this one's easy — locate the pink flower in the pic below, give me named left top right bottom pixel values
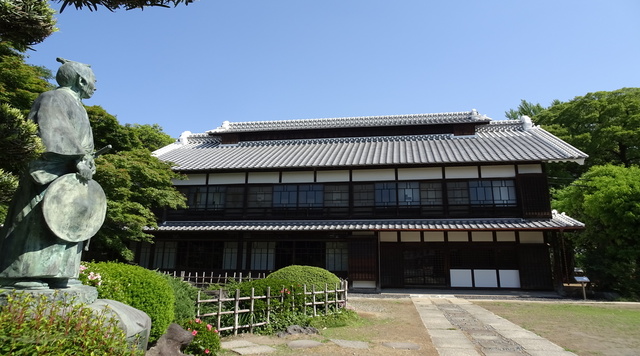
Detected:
left=79, top=265, right=87, bottom=272
left=191, top=330, right=198, bottom=336
left=204, top=350, right=210, bottom=354
left=195, top=318, right=201, bottom=323
left=214, top=329, right=219, bottom=333
left=206, top=324, right=212, bottom=331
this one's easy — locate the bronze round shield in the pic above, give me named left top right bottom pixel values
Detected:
left=43, top=173, right=107, bottom=243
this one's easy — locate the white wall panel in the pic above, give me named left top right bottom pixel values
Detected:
left=445, top=166, right=479, bottom=179
left=424, top=231, right=445, bottom=242
left=282, top=171, right=314, bottom=183
left=474, top=270, right=498, bottom=287
left=496, top=231, right=516, bottom=242
left=248, top=172, right=280, bottom=184
left=480, top=165, right=516, bottom=178
left=317, top=170, right=349, bottom=182
left=172, top=173, right=206, bottom=185
left=499, top=270, right=521, bottom=288
left=352, top=169, right=395, bottom=181
left=397, top=167, right=442, bottom=180
left=448, top=231, right=469, bottom=242
left=209, top=173, right=245, bottom=184
left=519, top=231, right=544, bottom=244
left=517, top=164, right=543, bottom=174
left=472, top=231, right=493, bottom=242
left=450, top=269, right=473, bottom=287
left=379, top=231, right=398, bottom=242
left=400, top=231, right=421, bottom=242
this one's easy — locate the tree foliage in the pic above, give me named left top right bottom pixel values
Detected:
left=554, top=164, right=640, bottom=298
left=0, top=0, right=57, bottom=51
left=57, top=0, right=193, bottom=12
left=89, top=148, right=185, bottom=261
left=504, top=99, right=549, bottom=120
left=536, top=88, right=640, bottom=176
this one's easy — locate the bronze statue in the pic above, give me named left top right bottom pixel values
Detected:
left=0, top=58, right=106, bottom=290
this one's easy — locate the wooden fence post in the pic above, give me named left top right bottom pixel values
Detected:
left=233, top=289, right=240, bottom=335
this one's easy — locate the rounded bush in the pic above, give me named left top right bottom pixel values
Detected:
left=266, top=265, right=341, bottom=290
left=80, top=262, right=175, bottom=342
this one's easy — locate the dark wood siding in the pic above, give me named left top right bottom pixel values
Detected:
left=517, top=173, right=552, bottom=218
left=518, top=244, right=553, bottom=290
left=348, top=239, right=378, bottom=281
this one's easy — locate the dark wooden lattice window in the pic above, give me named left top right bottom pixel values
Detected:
left=517, top=174, right=552, bottom=218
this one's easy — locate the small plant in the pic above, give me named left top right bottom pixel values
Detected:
left=160, top=272, right=199, bottom=324
left=182, top=318, right=221, bottom=355
left=0, top=290, right=144, bottom=355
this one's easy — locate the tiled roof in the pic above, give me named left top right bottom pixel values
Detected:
left=155, top=115, right=587, bottom=171
left=207, top=110, right=489, bottom=133
left=153, top=212, right=584, bottom=232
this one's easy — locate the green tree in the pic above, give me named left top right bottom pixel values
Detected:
left=554, top=164, right=640, bottom=298
left=88, top=148, right=185, bottom=261
left=536, top=88, right=640, bottom=175
left=0, top=0, right=57, bottom=51
left=504, top=99, right=548, bottom=120
left=0, top=44, right=50, bottom=220
left=57, top=0, right=193, bottom=12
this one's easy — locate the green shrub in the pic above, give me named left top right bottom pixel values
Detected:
left=160, top=273, right=199, bottom=324
left=308, top=308, right=360, bottom=329
left=79, top=262, right=175, bottom=342
left=182, top=318, right=221, bottom=356
left=266, top=265, right=341, bottom=290
left=0, top=290, right=144, bottom=355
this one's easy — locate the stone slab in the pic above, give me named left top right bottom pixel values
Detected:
left=287, top=339, right=323, bottom=349
left=438, top=349, right=482, bottom=356
left=330, top=339, right=369, bottom=349
left=431, top=336, right=476, bottom=349
left=382, top=342, right=421, bottom=350
left=514, top=338, right=566, bottom=352
left=231, top=345, right=276, bottom=355
left=222, top=340, right=257, bottom=349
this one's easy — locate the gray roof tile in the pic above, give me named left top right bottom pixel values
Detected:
left=153, top=212, right=584, bottom=232
left=154, top=115, right=588, bottom=171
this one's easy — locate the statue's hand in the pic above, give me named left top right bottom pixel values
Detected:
left=76, top=155, right=95, bottom=181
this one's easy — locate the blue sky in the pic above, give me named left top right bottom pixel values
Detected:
left=26, top=1, right=640, bottom=139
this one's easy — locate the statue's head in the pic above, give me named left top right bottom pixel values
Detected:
left=55, top=58, right=96, bottom=99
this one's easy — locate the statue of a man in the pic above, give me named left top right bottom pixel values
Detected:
left=0, top=58, right=104, bottom=290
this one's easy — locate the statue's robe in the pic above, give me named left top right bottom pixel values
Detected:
left=0, top=87, right=94, bottom=280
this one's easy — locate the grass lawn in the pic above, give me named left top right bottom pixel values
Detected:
left=476, top=301, right=640, bottom=356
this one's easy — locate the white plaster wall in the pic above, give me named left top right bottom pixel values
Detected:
left=317, top=170, right=350, bottom=182
left=519, top=231, right=544, bottom=243
left=445, top=166, right=479, bottom=179
left=352, top=281, right=376, bottom=289
left=499, top=270, right=521, bottom=288
left=496, top=231, right=517, bottom=242
left=352, top=169, right=395, bottom=181
left=209, top=172, right=245, bottom=184
left=471, top=231, right=494, bottom=242
left=248, top=172, right=280, bottom=184
left=517, top=164, right=543, bottom=174
left=400, top=231, right=421, bottom=242
left=379, top=231, right=398, bottom=242
left=397, top=167, right=443, bottom=180
left=172, top=173, right=207, bottom=185
left=424, top=231, right=445, bottom=242
left=281, top=171, right=314, bottom=183
left=448, top=231, right=469, bottom=242
left=480, top=165, right=516, bottom=178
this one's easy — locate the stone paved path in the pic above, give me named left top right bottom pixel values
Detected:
left=412, top=295, right=577, bottom=356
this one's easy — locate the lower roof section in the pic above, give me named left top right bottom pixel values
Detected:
left=154, top=211, right=583, bottom=233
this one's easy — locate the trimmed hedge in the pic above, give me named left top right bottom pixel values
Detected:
left=266, top=265, right=341, bottom=290
left=80, top=262, right=175, bottom=342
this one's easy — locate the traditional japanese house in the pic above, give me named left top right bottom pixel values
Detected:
left=140, top=110, right=587, bottom=291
